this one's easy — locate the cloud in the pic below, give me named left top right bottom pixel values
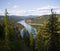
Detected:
left=8, top=9, right=27, bottom=16
left=24, top=6, right=60, bottom=15
left=0, top=6, right=60, bottom=16
left=55, top=9, right=60, bottom=14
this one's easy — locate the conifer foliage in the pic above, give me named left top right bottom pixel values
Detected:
left=47, top=9, right=60, bottom=51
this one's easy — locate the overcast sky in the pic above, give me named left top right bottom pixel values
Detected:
left=0, top=0, right=60, bottom=16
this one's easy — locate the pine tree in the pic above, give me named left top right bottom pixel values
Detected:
left=30, top=32, right=34, bottom=47
left=35, top=28, right=44, bottom=51
left=47, top=9, right=60, bottom=51
left=29, top=28, right=35, bottom=51
left=4, top=9, right=9, bottom=40
left=4, top=9, right=9, bottom=51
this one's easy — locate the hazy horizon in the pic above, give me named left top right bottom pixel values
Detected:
left=0, top=0, right=60, bottom=16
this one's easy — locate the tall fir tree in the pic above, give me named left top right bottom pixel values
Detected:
left=47, top=9, right=60, bottom=51
left=4, top=9, right=9, bottom=51
left=35, top=28, right=44, bottom=51
left=4, top=9, right=9, bottom=40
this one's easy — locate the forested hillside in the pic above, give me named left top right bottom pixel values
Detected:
left=27, top=14, right=60, bottom=24
left=0, top=9, right=60, bottom=51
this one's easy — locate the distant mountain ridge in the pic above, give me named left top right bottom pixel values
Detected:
left=0, top=15, right=37, bottom=22
left=0, top=14, right=60, bottom=23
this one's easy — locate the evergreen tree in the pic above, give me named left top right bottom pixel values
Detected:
left=30, top=32, right=34, bottom=46
left=4, top=9, right=9, bottom=41
left=4, top=9, right=9, bottom=51
left=35, top=28, right=44, bottom=51
left=29, top=28, right=35, bottom=51
left=47, top=9, right=60, bottom=51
